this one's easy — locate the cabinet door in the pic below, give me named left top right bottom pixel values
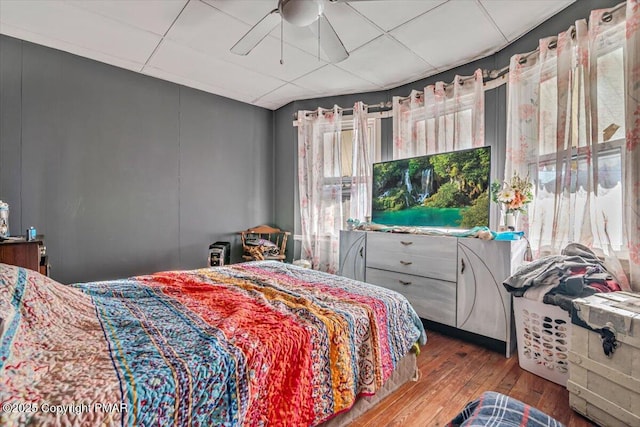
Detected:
left=456, top=239, right=513, bottom=341
left=338, top=231, right=366, bottom=282
left=366, top=267, right=456, bottom=326
left=0, top=241, right=40, bottom=272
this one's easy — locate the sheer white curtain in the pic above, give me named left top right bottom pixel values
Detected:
left=349, top=101, right=372, bottom=221
left=624, top=0, right=640, bottom=290
left=393, top=90, right=424, bottom=159
left=392, top=69, right=485, bottom=159
left=505, top=1, right=639, bottom=290
left=424, top=69, right=485, bottom=153
left=297, top=106, right=343, bottom=273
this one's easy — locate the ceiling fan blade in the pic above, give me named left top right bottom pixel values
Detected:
left=230, top=8, right=280, bottom=56
left=314, top=14, right=349, bottom=63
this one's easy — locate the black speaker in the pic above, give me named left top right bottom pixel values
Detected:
left=208, top=241, right=231, bottom=267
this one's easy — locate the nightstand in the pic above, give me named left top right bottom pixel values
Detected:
left=0, top=236, right=48, bottom=276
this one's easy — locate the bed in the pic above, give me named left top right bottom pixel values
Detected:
left=0, top=260, right=426, bottom=426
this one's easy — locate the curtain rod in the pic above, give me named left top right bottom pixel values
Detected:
left=293, top=1, right=626, bottom=119
left=511, top=0, right=625, bottom=66
left=394, top=67, right=510, bottom=102
left=395, top=73, right=478, bottom=102
left=294, top=101, right=392, bottom=120
left=397, top=0, right=626, bottom=97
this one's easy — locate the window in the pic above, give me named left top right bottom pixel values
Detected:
left=321, top=116, right=381, bottom=228
left=532, top=145, right=623, bottom=250
left=529, top=43, right=625, bottom=253
left=400, top=95, right=476, bottom=156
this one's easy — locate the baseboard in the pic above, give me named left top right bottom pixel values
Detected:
left=421, top=318, right=506, bottom=356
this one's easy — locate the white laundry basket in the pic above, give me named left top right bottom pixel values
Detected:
left=513, top=296, right=572, bottom=386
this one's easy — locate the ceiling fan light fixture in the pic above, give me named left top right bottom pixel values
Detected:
left=279, top=0, right=325, bottom=27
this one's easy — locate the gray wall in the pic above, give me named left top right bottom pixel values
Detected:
left=0, top=35, right=274, bottom=284
left=274, top=0, right=620, bottom=259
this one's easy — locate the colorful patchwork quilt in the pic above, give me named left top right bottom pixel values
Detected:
left=0, top=261, right=426, bottom=426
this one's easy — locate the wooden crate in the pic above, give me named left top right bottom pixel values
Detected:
left=568, top=292, right=640, bottom=427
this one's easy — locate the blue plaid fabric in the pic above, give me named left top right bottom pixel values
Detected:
left=447, top=391, right=565, bottom=427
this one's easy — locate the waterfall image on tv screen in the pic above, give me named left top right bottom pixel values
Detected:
left=372, top=146, right=491, bottom=228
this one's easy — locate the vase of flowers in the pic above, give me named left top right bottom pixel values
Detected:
left=491, top=173, right=533, bottom=231
left=0, top=200, right=8, bottom=238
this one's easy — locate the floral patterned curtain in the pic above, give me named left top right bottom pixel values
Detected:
left=392, top=69, right=484, bottom=159
left=505, top=1, right=638, bottom=290
left=392, top=90, right=424, bottom=159
left=624, top=0, right=640, bottom=290
left=424, top=69, right=485, bottom=153
left=297, top=106, right=343, bottom=273
left=349, top=102, right=372, bottom=221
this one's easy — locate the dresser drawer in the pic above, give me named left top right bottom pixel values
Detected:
left=366, top=267, right=456, bottom=326
left=366, top=233, right=458, bottom=282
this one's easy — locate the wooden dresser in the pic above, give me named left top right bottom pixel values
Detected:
left=0, top=237, right=48, bottom=275
left=339, top=230, right=527, bottom=357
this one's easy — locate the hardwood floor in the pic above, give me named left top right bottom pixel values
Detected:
left=351, top=330, right=597, bottom=427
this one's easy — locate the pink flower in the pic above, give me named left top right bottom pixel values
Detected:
left=630, top=64, right=640, bottom=89
left=627, top=10, right=640, bottom=40
left=627, top=106, right=640, bottom=151
left=629, top=242, right=640, bottom=264
left=518, top=104, right=536, bottom=120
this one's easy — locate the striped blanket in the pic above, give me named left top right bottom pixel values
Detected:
left=1, top=261, right=426, bottom=426
left=447, top=391, right=565, bottom=427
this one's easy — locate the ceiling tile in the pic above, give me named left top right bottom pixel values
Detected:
left=293, top=64, right=381, bottom=96
left=337, top=35, right=434, bottom=88
left=0, top=0, right=161, bottom=63
left=254, top=100, right=281, bottom=110
left=271, top=25, right=331, bottom=62
left=142, top=65, right=256, bottom=105
left=167, top=0, right=327, bottom=82
left=481, top=0, right=575, bottom=41
left=146, top=39, right=286, bottom=100
left=254, top=82, right=321, bottom=108
left=201, top=0, right=276, bottom=26
left=390, top=0, right=507, bottom=71
left=66, top=0, right=188, bottom=36
left=350, top=0, right=447, bottom=32
left=165, top=0, right=248, bottom=53
left=0, top=22, right=145, bottom=72
left=318, top=2, right=383, bottom=52
left=236, top=36, right=328, bottom=82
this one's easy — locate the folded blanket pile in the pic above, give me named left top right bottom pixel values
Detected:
left=503, top=243, right=621, bottom=311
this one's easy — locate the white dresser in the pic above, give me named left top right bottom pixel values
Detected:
left=339, top=230, right=527, bottom=357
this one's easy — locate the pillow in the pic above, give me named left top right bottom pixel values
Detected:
left=447, top=391, right=564, bottom=427
left=245, top=238, right=277, bottom=248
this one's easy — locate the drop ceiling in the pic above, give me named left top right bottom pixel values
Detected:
left=0, top=0, right=575, bottom=110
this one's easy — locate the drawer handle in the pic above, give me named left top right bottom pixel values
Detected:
left=399, top=280, right=412, bottom=286
left=400, top=260, right=412, bottom=266
left=400, top=241, right=413, bottom=246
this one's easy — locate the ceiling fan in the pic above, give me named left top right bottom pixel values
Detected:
left=230, top=0, right=353, bottom=64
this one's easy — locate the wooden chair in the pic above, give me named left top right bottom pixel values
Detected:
left=240, top=225, right=290, bottom=262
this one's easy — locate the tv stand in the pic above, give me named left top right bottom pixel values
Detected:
left=338, top=230, right=527, bottom=357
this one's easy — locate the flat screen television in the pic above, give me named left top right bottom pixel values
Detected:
left=371, top=146, right=491, bottom=228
